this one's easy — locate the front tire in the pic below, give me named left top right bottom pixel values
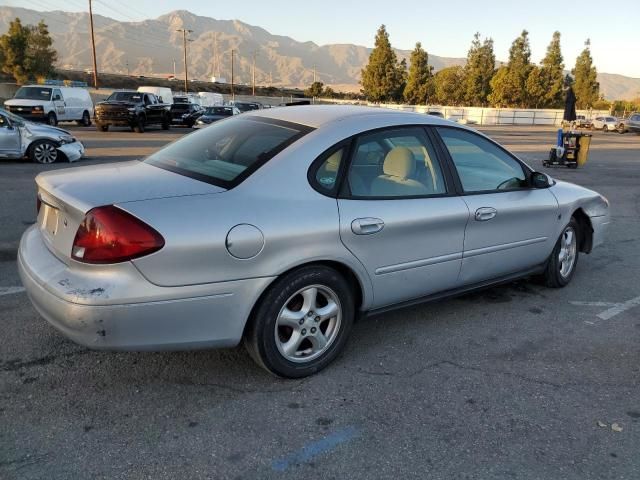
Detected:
left=28, top=139, right=59, bottom=164
left=133, top=116, right=145, bottom=133
left=543, top=218, right=580, bottom=288
left=244, top=265, right=355, bottom=378
left=97, top=123, right=109, bottom=132
left=47, top=112, right=57, bottom=126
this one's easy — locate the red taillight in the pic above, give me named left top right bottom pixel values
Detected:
left=71, top=206, right=164, bottom=264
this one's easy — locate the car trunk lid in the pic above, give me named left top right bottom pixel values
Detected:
left=35, top=161, right=225, bottom=263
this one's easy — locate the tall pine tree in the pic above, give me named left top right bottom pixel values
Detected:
left=489, top=31, right=532, bottom=107
left=403, top=42, right=433, bottom=105
left=25, top=20, right=57, bottom=79
left=361, top=25, right=406, bottom=103
left=539, top=31, right=564, bottom=108
left=572, top=39, right=599, bottom=109
left=433, top=66, right=465, bottom=105
left=0, top=18, right=30, bottom=83
left=464, top=33, right=496, bottom=106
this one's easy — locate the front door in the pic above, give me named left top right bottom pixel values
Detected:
left=0, top=114, right=20, bottom=156
left=336, top=127, right=470, bottom=309
left=52, top=89, right=67, bottom=120
left=435, top=127, right=559, bottom=285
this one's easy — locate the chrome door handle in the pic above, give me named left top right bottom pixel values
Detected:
left=475, top=207, right=497, bottom=221
left=351, top=217, right=385, bottom=235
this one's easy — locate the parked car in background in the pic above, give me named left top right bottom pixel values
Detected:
left=591, top=116, right=617, bottom=132
left=198, top=92, right=224, bottom=107
left=173, top=94, right=201, bottom=105
left=95, top=91, right=170, bottom=133
left=573, top=115, right=592, bottom=129
left=137, top=86, right=173, bottom=106
left=18, top=106, right=609, bottom=378
left=5, top=85, right=93, bottom=127
left=193, top=106, right=240, bottom=128
left=170, top=102, right=204, bottom=127
left=0, top=107, right=84, bottom=163
left=617, top=113, right=640, bottom=134
left=427, top=111, right=444, bottom=118
left=229, top=101, right=262, bottom=112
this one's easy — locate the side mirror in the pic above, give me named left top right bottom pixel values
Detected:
left=531, top=172, right=551, bottom=188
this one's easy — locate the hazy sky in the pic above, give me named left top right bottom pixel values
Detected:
left=7, top=0, right=640, bottom=77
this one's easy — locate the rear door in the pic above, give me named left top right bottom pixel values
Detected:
left=435, top=126, right=559, bottom=285
left=335, top=127, right=470, bottom=309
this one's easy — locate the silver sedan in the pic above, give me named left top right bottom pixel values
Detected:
left=18, top=106, right=610, bottom=377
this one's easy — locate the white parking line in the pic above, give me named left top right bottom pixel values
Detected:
left=0, top=286, right=26, bottom=296
left=571, top=295, right=640, bottom=324
left=596, top=296, right=640, bottom=321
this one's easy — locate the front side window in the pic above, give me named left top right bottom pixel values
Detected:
left=53, top=89, right=63, bottom=101
left=145, top=117, right=310, bottom=188
left=437, top=127, right=527, bottom=193
left=347, top=128, right=447, bottom=198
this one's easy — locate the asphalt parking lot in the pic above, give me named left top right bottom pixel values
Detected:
left=1, top=123, right=639, bottom=479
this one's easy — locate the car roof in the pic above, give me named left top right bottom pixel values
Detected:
left=244, top=104, right=451, bottom=128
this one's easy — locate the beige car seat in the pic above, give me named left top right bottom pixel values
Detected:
left=370, top=147, right=428, bottom=196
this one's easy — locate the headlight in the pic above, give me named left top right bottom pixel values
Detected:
left=127, top=107, right=136, bottom=113
left=32, top=105, right=43, bottom=111
left=58, top=135, right=74, bottom=144
left=196, top=119, right=204, bottom=124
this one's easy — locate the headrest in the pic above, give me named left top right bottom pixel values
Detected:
left=324, top=150, right=341, bottom=172
left=383, top=147, right=415, bottom=179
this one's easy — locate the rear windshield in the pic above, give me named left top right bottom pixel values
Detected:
left=145, top=117, right=312, bottom=188
left=15, top=87, right=52, bottom=101
left=205, top=107, right=233, bottom=115
left=108, top=92, right=142, bottom=102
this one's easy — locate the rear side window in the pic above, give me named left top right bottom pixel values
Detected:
left=145, top=117, right=311, bottom=188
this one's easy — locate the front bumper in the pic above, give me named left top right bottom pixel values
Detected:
left=58, top=141, right=85, bottom=162
left=590, top=214, right=610, bottom=249
left=18, top=225, right=273, bottom=351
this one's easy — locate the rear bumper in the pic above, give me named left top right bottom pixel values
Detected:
left=18, top=225, right=273, bottom=351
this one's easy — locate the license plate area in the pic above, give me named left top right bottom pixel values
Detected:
left=41, top=204, right=60, bottom=237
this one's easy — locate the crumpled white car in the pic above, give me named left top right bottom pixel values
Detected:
left=0, top=108, right=85, bottom=163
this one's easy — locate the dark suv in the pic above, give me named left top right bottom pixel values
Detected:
left=170, top=102, right=203, bottom=127
left=95, top=91, right=170, bottom=133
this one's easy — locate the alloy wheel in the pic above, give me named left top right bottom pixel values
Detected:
left=275, top=285, right=342, bottom=363
left=33, top=142, right=58, bottom=164
left=558, top=226, right=577, bottom=278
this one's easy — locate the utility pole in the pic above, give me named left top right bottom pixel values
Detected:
left=313, top=64, right=316, bottom=84
left=177, top=28, right=193, bottom=93
left=125, top=59, right=129, bottom=76
left=88, top=0, right=99, bottom=88
left=213, top=32, right=219, bottom=79
left=231, top=49, right=235, bottom=101
left=173, top=58, right=176, bottom=78
left=252, top=50, right=257, bottom=96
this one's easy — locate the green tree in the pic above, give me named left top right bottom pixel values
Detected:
left=489, top=31, right=532, bottom=107
left=525, top=66, right=546, bottom=108
left=488, top=65, right=509, bottom=107
left=464, top=33, right=496, bottom=106
left=0, top=18, right=30, bottom=83
left=25, top=20, right=57, bottom=79
left=305, top=81, right=324, bottom=98
left=572, top=39, right=599, bottom=109
left=322, top=86, right=336, bottom=98
left=539, top=31, right=564, bottom=108
left=433, top=66, right=465, bottom=105
left=403, top=42, right=433, bottom=104
left=361, top=25, right=406, bottom=103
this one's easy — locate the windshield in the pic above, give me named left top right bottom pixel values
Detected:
left=14, top=87, right=52, bottom=101
left=205, top=107, right=233, bottom=116
left=0, top=108, right=26, bottom=125
left=145, top=117, right=310, bottom=188
left=234, top=103, right=261, bottom=112
left=107, top=92, right=142, bottom=102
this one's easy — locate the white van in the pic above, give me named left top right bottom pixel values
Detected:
left=137, top=86, right=173, bottom=105
left=197, top=92, right=224, bottom=107
left=5, top=85, right=94, bottom=126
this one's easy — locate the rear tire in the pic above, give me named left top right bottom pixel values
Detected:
left=618, top=124, right=626, bottom=134
left=77, top=110, right=91, bottom=127
left=244, top=265, right=355, bottom=378
left=543, top=218, right=580, bottom=288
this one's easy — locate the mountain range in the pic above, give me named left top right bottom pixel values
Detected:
left=0, top=7, right=638, bottom=100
